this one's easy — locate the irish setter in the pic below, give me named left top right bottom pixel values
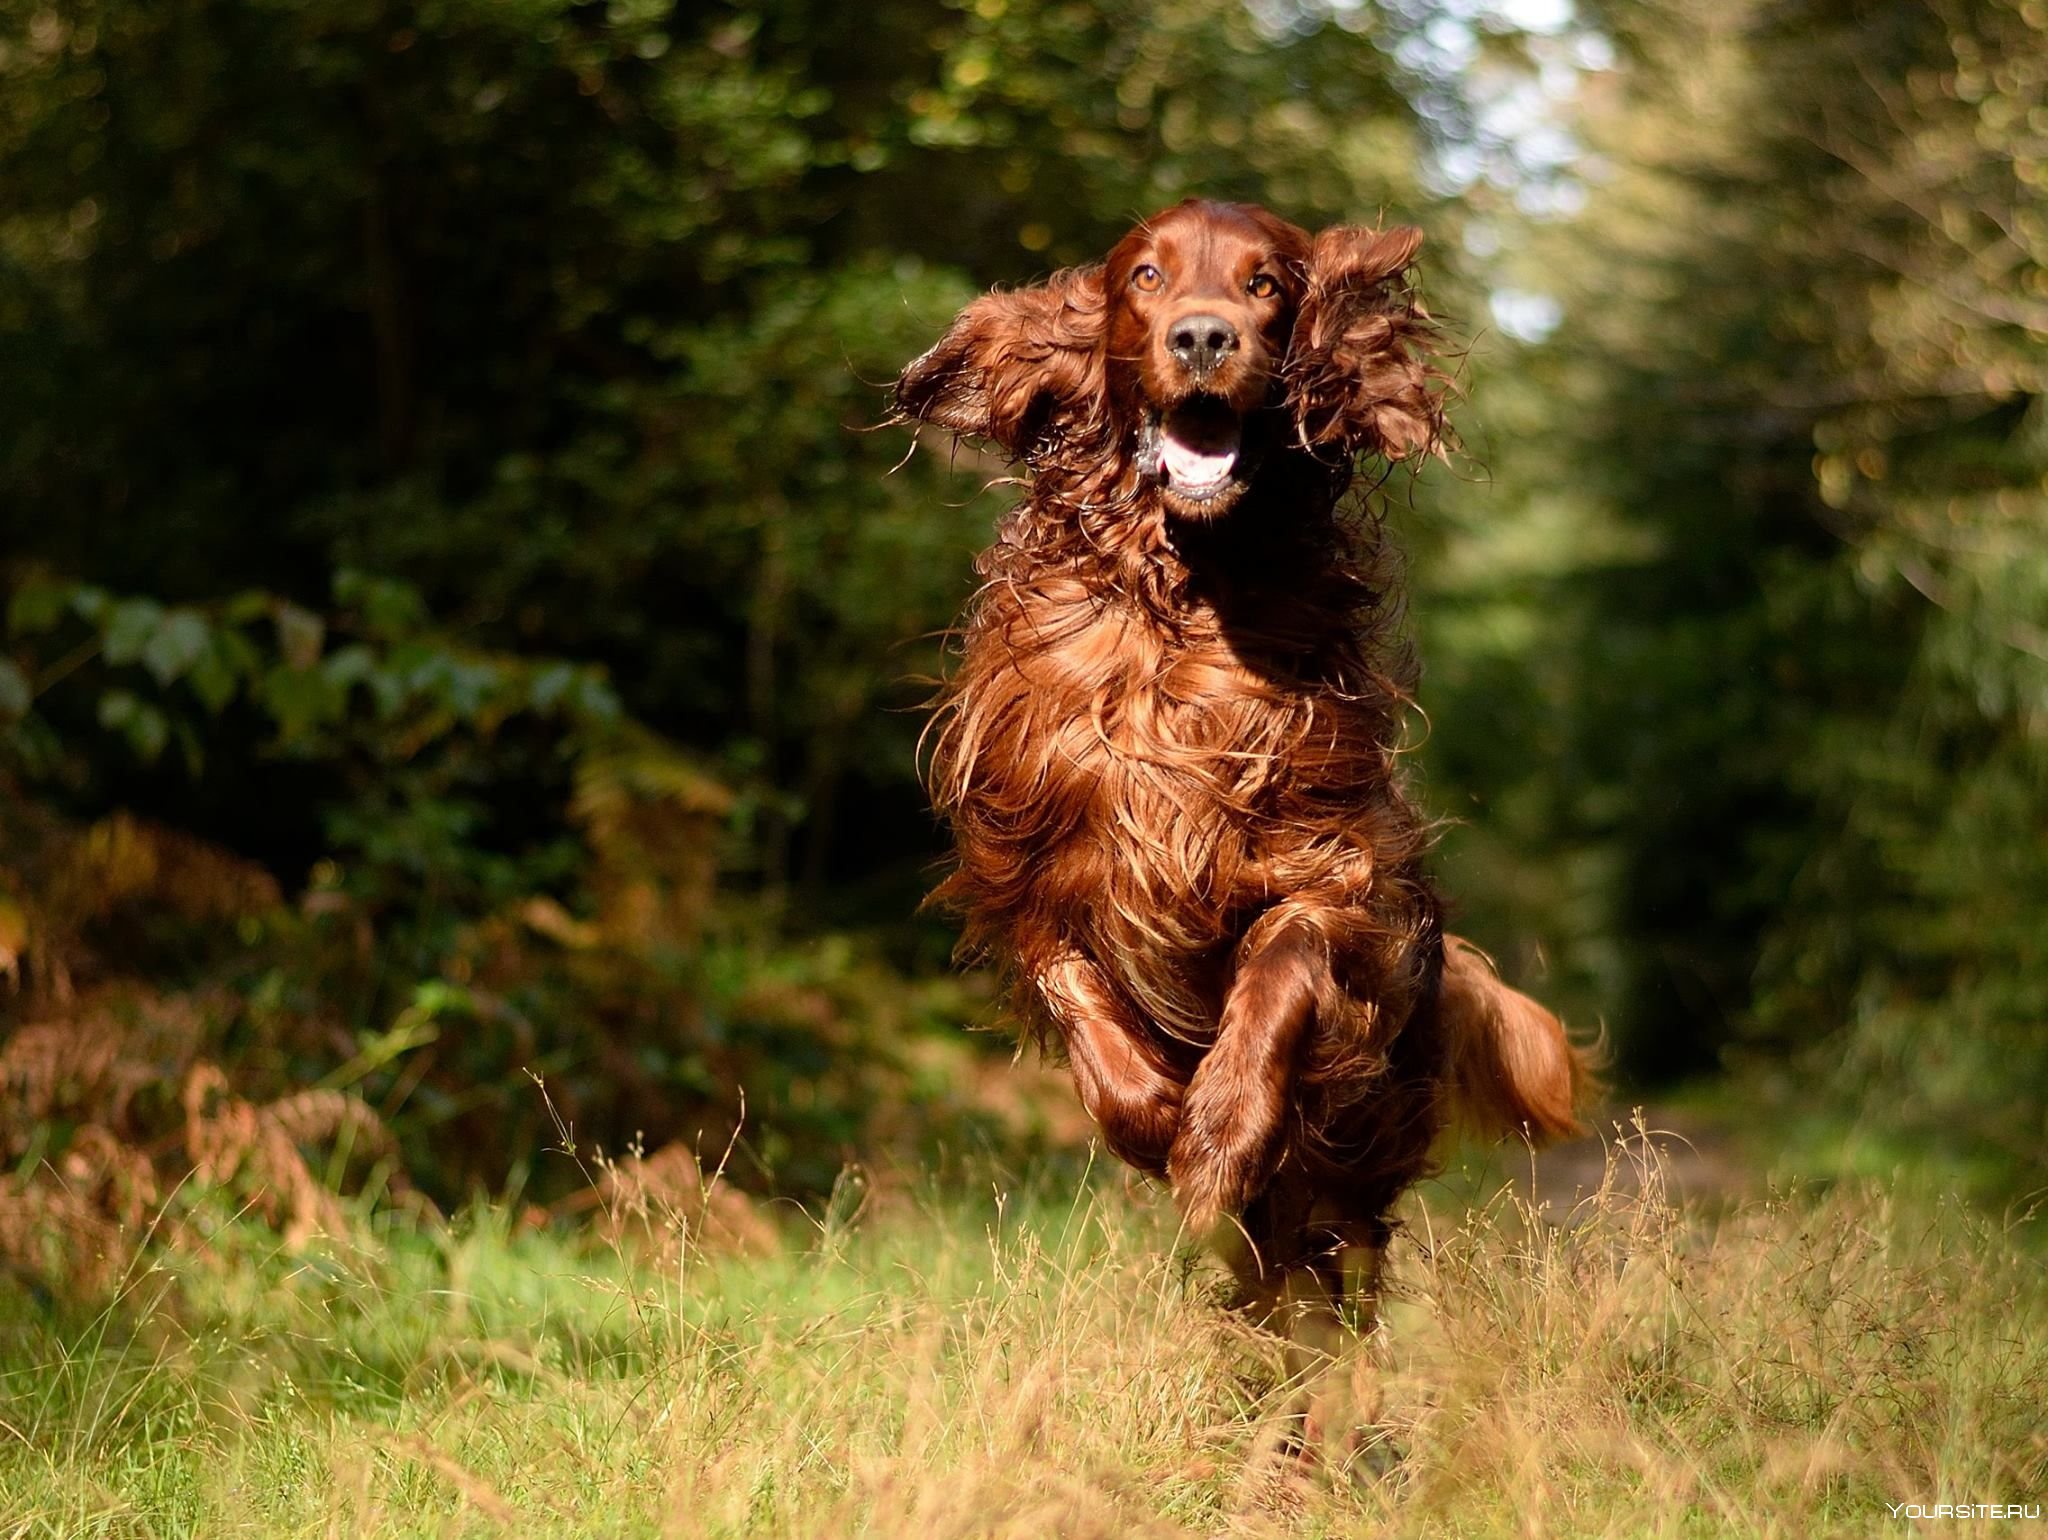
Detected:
left=896, top=199, right=1587, bottom=1449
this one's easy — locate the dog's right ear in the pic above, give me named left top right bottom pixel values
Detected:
left=894, top=266, right=1106, bottom=458
left=1288, top=225, right=1447, bottom=463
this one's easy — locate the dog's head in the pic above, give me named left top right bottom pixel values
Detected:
left=895, top=198, right=1446, bottom=520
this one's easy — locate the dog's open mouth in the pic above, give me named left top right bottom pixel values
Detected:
left=1158, top=396, right=1241, bottom=494
left=1141, top=396, right=1264, bottom=515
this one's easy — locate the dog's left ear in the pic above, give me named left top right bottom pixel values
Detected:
left=1287, top=225, right=1446, bottom=462
left=894, top=265, right=1107, bottom=459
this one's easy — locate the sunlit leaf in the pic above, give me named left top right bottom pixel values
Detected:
left=101, top=599, right=165, bottom=666
left=142, top=608, right=211, bottom=685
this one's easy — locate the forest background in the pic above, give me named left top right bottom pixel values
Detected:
left=2, top=0, right=2044, bottom=1262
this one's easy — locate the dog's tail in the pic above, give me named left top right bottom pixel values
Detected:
left=1439, top=935, right=1593, bottom=1144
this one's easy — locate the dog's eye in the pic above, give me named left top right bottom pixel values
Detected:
left=1131, top=264, right=1163, bottom=293
left=1247, top=273, right=1280, bottom=300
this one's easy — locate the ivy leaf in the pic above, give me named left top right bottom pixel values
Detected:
left=97, top=688, right=169, bottom=761
left=335, top=570, right=427, bottom=638
left=260, top=661, right=342, bottom=747
left=142, top=608, right=211, bottom=685
left=101, top=598, right=165, bottom=666
left=441, top=657, right=501, bottom=720
left=529, top=661, right=576, bottom=713
left=572, top=671, right=622, bottom=721
left=187, top=637, right=242, bottom=714
left=322, top=643, right=377, bottom=691
left=224, top=590, right=272, bottom=625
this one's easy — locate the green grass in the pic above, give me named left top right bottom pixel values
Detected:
left=2, top=1148, right=2044, bottom=1538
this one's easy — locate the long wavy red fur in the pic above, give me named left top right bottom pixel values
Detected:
left=896, top=200, right=1588, bottom=1275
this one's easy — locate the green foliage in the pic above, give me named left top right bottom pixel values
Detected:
left=1739, top=0, right=2048, bottom=1182
left=1428, top=0, right=2047, bottom=1185
left=4, top=568, right=620, bottom=956
left=5, top=568, right=619, bottom=764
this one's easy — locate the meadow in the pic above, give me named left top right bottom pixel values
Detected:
left=6, top=1134, right=2042, bottom=1539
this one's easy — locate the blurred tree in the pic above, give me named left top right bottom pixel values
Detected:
left=1465, top=0, right=2046, bottom=1183
left=0, top=0, right=1480, bottom=1195
left=1741, top=0, right=2048, bottom=1184
left=0, top=0, right=1446, bottom=927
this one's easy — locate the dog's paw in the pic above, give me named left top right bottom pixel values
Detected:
left=1166, top=1061, right=1286, bottom=1232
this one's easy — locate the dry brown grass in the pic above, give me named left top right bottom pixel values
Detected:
left=0, top=1131, right=2040, bottom=1538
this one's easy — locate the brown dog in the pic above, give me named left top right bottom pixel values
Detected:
left=896, top=198, right=1587, bottom=1447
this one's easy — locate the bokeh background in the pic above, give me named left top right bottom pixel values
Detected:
left=2, top=0, right=2043, bottom=1242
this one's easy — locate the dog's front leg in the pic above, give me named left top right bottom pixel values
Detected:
left=1036, top=949, right=1185, bottom=1174
left=1167, top=913, right=1330, bottom=1232
left=1216, top=1185, right=1394, bottom=1486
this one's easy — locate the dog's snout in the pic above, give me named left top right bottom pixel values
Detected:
left=1167, top=314, right=1239, bottom=378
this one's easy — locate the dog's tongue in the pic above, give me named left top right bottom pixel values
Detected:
left=1159, top=401, right=1241, bottom=489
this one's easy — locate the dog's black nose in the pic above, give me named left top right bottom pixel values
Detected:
left=1167, top=314, right=1238, bottom=378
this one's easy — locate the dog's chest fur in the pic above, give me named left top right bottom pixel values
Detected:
left=940, top=574, right=1377, bottom=1040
